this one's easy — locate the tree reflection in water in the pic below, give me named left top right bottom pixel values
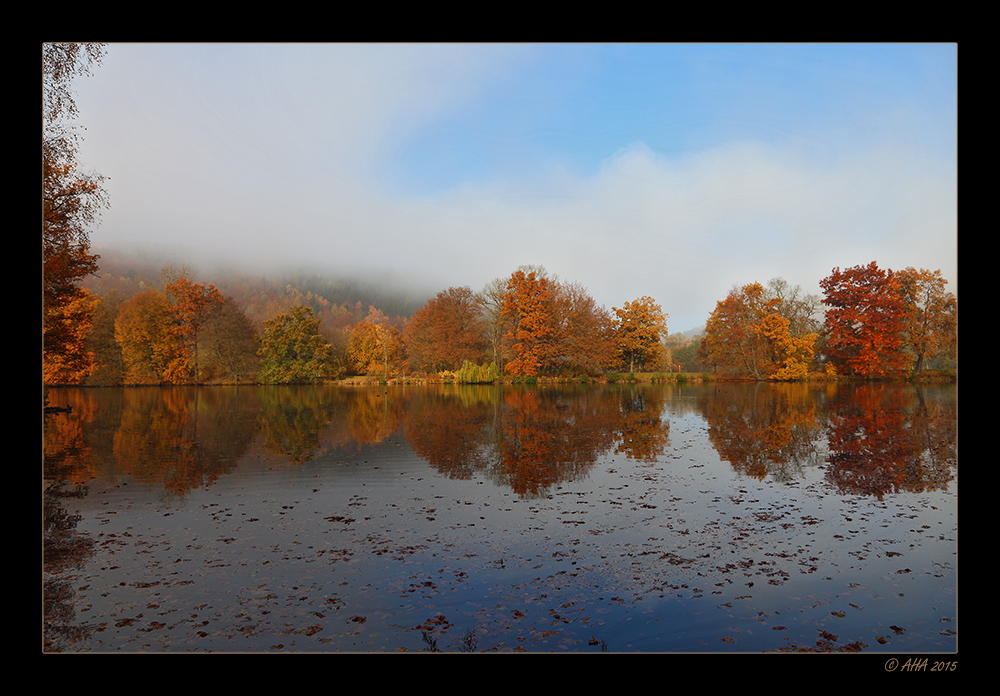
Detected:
left=44, top=382, right=956, bottom=500
left=823, top=383, right=956, bottom=499
left=44, top=382, right=956, bottom=502
left=42, top=381, right=957, bottom=652
left=697, top=382, right=956, bottom=498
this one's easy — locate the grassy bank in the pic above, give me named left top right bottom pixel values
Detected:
left=334, top=368, right=955, bottom=387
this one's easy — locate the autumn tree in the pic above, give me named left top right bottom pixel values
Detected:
left=501, top=269, right=559, bottom=377
left=164, top=275, right=225, bottom=383
left=404, top=286, right=487, bottom=372
left=764, top=277, right=823, bottom=337
left=200, top=299, right=261, bottom=383
left=895, top=267, right=957, bottom=374
left=84, top=290, right=126, bottom=385
left=114, top=290, right=181, bottom=385
left=664, top=332, right=709, bottom=373
left=820, top=262, right=910, bottom=377
left=348, top=307, right=406, bottom=378
left=700, top=283, right=770, bottom=378
left=258, top=305, right=336, bottom=384
left=700, top=281, right=817, bottom=380
left=42, top=288, right=100, bottom=384
left=479, top=276, right=514, bottom=374
left=43, top=43, right=108, bottom=382
left=553, top=281, right=618, bottom=376
left=613, top=296, right=668, bottom=373
left=757, top=313, right=816, bottom=381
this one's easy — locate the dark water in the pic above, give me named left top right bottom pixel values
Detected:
left=43, top=381, right=957, bottom=654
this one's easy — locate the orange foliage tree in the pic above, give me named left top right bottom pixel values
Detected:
left=820, top=262, right=910, bottom=377
left=500, top=269, right=559, bottom=377
left=114, top=290, right=182, bottom=385
left=164, top=276, right=224, bottom=382
left=613, top=296, right=668, bottom=373
left=404, top=286, right=486, bottom=372
left=43, top=43, right=107, bottom=383
left=895, top=267, right=957, bottom=374
left=701, top=283, right=772, bottom=378
left=700, top=282, right=817, bottom=380
left=42, top=288, right=100, bottom=384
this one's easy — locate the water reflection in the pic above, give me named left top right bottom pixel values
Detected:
left=43, top=382, right=955, bottom=501
left=42, top=407, right=100, bottom=651
left=698, top=382, right=823, bottom=482
left=42, top=381, right=957, bottom=653
left=823, top=383, right=957, bottom=499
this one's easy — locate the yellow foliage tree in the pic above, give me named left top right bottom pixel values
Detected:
left=756, top=313, right=816, bottom=381
left=613, top=296, right=668, bottom=373
left=348, top=317, right=405, bottom=378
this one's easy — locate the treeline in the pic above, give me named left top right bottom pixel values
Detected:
left=699, top=264, right=956, bottom=380
left=82, top=251, right=421, bottom=335
left=54, top=263, right=675, bottom=385
left=43, top=259, right=956, bottom=388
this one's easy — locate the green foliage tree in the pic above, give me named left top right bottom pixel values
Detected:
left=455, top=360, right=501, bottom=384
left=258, top=305, right=336, bottom=384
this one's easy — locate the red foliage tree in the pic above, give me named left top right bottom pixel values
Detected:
left=820, top=262, right=910, bottom=377
left=404, top=286, right=487, bottom=373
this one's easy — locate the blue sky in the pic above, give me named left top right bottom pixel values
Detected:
left=73, top=43, right=957, bottom=331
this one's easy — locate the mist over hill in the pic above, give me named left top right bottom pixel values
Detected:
left=82, top=243, right=438, bottom=328
left=81, top=243, right=712, bottom=338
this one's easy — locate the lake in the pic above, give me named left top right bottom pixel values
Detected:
left=43, top=381, right=957, bottom=654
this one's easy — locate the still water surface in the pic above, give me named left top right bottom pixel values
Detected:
left=43, top=382, right=957, bottom=653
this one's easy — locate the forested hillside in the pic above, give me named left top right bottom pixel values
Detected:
left=82, top=247, right=429, bottom=334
